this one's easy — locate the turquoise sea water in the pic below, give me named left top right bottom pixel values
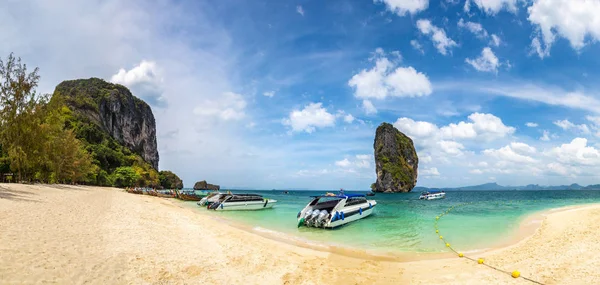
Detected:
left=182, top=190, right=600, bottom=254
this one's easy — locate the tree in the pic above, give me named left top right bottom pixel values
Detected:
left=0, top=53, right=42, bottom=181
left=111, top=167, right=140, bottom=188
left=159, top=170, right=184, bottom=189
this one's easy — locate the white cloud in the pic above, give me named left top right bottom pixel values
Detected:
left=335, top=158, right=351, bottom=167
left=490, top=34, right=502, bottom=46
left=362, top=100, right=378, bottom=115
left=458, top=18, right=488, bottom=39
left=540, top=130, right=551, bottom=141
left=421, top=167, right=440, bottom=176
left=439, top=140, right=465, bottom=155
left=193, top=92, right=247, bottom=121
left=394, top=113, right=514, bottom=143
left=470, top=169, right=483, bottom=174
left=465, top=47, right=500, bottom=73
left=348, top=49, right=432, bottom=99
left=547, top=138, right=600, bottom=166
left=553, top=119, right=591, bottom=134
left=416, top=19, right=458, bottom=55
left=374, top=0, right=429, bottom=16
left=283, top=102, right=336, bottom=133
left=528, top=0, right=600, bottom=57
left=410, top=40, right=424, bottom=54
left=296, top=5, right=305, bottom=16
left=465, top=0, right=518, bottom=14
left=110, top=60, right=165, bottom=107
left=526, top=122, right=538, bottom=127
left=263, top=91, right=275, bottom=97
left=343, top=114, right=355, bottom=123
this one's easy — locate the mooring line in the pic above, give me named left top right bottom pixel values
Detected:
left=434, top=200, right=546, bottom=285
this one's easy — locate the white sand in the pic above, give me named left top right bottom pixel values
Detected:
left=1, top=184, right=599, bottom=284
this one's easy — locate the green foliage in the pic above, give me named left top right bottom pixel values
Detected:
left=111, top=167, right=140, bottom=188
left=370, top=183, right=376, bottom=191
left=159, top=170, right=183, bottom=189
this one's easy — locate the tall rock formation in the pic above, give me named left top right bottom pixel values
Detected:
left=373, top=122, right=418, bottom=193
left=193, top=180, right=220, bottom=191
left=53, top=78, right=159, bottom=169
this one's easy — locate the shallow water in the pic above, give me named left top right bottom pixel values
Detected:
left=183, top=190, right=600, bottom=254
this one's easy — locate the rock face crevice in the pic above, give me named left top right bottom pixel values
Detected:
left=373, top=122, right=418, bottom=193
left=54, top=78, right=159, bottom=170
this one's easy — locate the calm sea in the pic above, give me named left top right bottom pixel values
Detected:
left=181, top=189, right=600, bottom=254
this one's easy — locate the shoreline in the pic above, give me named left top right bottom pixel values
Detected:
left=3, top=184, right=600, bottom=284
left=172, top=196, right=598, bottom=263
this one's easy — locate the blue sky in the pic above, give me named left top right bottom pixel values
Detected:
left=3, top=0, right=600, bottom=189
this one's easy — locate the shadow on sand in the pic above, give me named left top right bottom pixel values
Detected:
left=0, top=185, right=41, bottom=203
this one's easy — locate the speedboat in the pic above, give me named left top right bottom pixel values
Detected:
left=297, top=194, right=376, bottom=228
left=419, top=190, right=446, bottom=200
left=207, top=194, right=276, bottom=211
left=197, top=192, right=226, bottom=206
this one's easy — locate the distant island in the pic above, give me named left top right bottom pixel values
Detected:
left=415, top=182, right=600, bottom=191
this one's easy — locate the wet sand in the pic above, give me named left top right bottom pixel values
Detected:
left=1, top=184, right=599, bottom=284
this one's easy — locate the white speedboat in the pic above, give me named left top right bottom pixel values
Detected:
left=419, top=191, right=445, bottom=200
left=297, top=194, right=376, bottom=228
left=207, top=194, right=276, bottom=211
left=197, top=192, right=225, bottom=207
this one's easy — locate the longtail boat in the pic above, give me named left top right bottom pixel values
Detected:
left=156, top=190, right=176, bottom=198
left=175, top=189, right=205, bottom=201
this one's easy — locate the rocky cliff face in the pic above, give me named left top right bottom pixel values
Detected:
left=193, top=180, right=220, bottom=190
left=53, top=78, right=159, bottom=169
left=373, top=122, right=418, bottom=193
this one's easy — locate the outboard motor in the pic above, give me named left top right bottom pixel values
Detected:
left=316, top=210, right=329, bottom=227
left=208, top=202, right=220, bottom=210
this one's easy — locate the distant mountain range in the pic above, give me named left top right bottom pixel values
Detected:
left=414, top=182, right=600, bottom=191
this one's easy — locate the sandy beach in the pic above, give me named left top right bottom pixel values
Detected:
left=1, top=184, right=599, bottom=284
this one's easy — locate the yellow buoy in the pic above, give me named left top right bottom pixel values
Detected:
left=477, top=258, right=484, bottom=264
left=511, top=271, right=520, bottom=278
left=445, top=243, right=450, bottom=247
left=436, top=216, right=439, bottom=220
left=439, top=236, right=443, bottom=239
left=435, top=230, right=439, bottom=233
left=458, top=253, right=464, bottom=258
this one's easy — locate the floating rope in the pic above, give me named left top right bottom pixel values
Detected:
left=434, top=200, right=545, bottom=285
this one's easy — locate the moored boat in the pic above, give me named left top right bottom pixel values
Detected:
left=175, top=189, right=206, bottom=201
left=419, top=190, right=445, bottom=200
left=297, top=194, right=376, bottom=228
left=197, top=192, right=225, bottom=206
left=156, top=190, right=177, bottom=198
left=207, top=194, right=276, bottom=211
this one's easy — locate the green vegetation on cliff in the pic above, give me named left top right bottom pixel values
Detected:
left=373, top=122, right=418, bottom=193
left=159, top=171, right=184, bottom=189
left=0, top=53, right=180, bottom=188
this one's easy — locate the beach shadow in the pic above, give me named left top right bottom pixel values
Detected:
left=0, top=185, right=41, bottom=203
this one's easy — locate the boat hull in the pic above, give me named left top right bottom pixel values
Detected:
left=299, top=200, right=377, bottom=229
left=213, top=199, right=277, bottom=211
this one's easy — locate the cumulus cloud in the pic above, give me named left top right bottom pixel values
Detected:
left=439, top=140, right=465, bottom=155
left=483, top=143, right=537, bottom=163
left=464, top=0, right=518, bottom=14
left=296, top=5, right=305, bottom=16
left=410, top=40, right=425, bottom=54
left=458, top=18, right=488, bottom=39
left=263, top=91, right=275, bottom=97
left=421, top=167, right=440, bottom=176
left=394, top=113, right=515, bottom=142
left=193, top=92, right=247, bottom=121
left=416, top=19, right=457, bottom=55
left=528, top=0, right=600, bottom=58
left=553, top=119, right=591, bottom=134
left=111, top=60, right=166, bottom=107
left=374, top=0, right=429, bottom=16
left=335, top=158, right=351, bottom=167
left=343, top=114, right=355, bottom=123
left=526, top=122, right=538, bottom=127
left=348, top=49, right=432, bottom=100
left=362, top=100, right=378, bottom=115
left=547, top=138, right=600, bottom=166
left=282, top=102, right=336, bottom=133
left=465, top=47, right=500, bottom=73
